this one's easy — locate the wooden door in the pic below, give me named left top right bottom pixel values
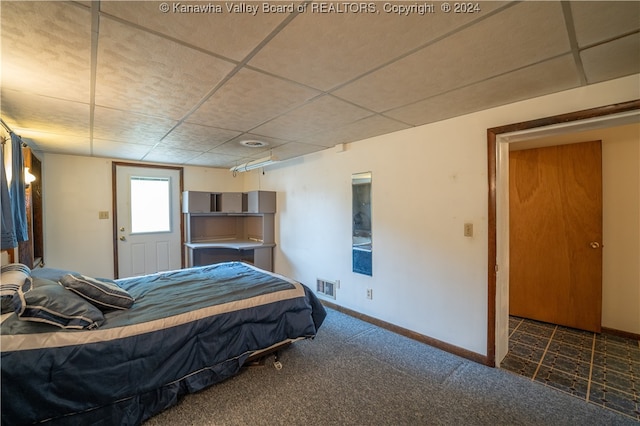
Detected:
left=509, top=140, right=603, bottom=332
left=18, top=147, right=42, bottom=268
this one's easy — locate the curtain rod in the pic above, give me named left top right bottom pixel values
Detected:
left=0, top=117, right=27, bottom=147
left=1, top=118, right=12, bottom=145
left=0, top=118, right=13, bottom=134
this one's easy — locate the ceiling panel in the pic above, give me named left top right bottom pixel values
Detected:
left=185, top=151, right=242, bottom=168
left=386, top=55, right=582, bottom=126
left=160, top=122, right=241, bottom=152
left=251, top=95, right=373, bottom=142
left=0, top=90, right=90, bottom=137
left=299, top=115, right=411, bottom=147
left=92, top=139, right=152, bottom=161
left=581, top=34, right=640, bottom=84
left=269, top=141, right=328, bottom=162
left=333, top=1, right=571, bottom=113
left=0, top=1, right=91, bottom=102
left=247, top=1, right=508, bottom=91
left=571, top=1, right=640, bottom=47
left=95, top=16, right=235, bottom=119
left=142, top=145, right=202, bottom=165
left=186, top=68, right=320, bottom=131
left=100, top=1, right=288, bottom=61
left=92, top=107, right=177, bottom=144
left=22, top=133, right=91, bottom=156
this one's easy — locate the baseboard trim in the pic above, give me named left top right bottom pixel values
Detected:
left=320, top=301, right=491, bottom=366
left=602, top=326, right=640, bottom=341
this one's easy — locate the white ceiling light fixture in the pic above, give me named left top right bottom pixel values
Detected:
left=230, top=154, right=279, bottom=173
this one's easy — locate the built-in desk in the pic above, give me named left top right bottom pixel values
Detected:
left=184, top=240, right=275, bottom=271
left=182, top=190, right=277, bottom=271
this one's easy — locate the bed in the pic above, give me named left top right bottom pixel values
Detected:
left=0, top=261, right=326, bottom=425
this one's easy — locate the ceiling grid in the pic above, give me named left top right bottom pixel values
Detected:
left=0, top=1, right=637, bottom=168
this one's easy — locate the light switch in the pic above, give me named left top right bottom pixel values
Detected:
left=464, top=223, right=473, bottom=237
left=98, top=211, right=109, bottom=220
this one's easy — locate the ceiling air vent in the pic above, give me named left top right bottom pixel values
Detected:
left=239, top=139, right=269, bottom=148
left=316, top=278, right=337, bottom=299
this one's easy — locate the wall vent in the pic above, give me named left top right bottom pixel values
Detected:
left=316, top=278, right=337, bottom=299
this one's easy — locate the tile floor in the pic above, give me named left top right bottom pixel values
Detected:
left=501, top=316, right=640, bottom=420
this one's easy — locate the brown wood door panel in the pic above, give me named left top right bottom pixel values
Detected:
left=509, top=140, right=602, bottom=332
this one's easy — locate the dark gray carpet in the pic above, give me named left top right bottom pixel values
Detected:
left=145, top=308, right=637, bottom=425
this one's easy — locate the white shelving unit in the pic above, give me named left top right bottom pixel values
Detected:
left=183, top=190, right=276, bottom=271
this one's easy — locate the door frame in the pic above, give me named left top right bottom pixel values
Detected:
left=486, top=99, right=640, bottom=367
left=112, top=162, right=184, bottom=278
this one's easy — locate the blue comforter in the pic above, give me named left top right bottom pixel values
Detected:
left=1, top=262, right=326, bottom=425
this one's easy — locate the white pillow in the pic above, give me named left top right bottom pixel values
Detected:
left=1, top=263, right=31, bottom=314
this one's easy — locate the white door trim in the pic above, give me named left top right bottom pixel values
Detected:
left=493, top=109, right=639, bottom=365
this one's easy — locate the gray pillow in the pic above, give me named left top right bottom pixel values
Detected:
left=12, top=277, right=105, bottom=330
left=30, top=267, right=79, bottom=282
left=59, top=274, right=134, bottom=311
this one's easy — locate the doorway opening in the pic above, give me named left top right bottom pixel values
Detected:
left=486, top=100, right=640, bottom=367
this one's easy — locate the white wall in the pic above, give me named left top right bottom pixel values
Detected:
left=601, top=125, right=640, bottom=336
left=40, top=74, right=639, bottom=356
left=597, top=125, right=639, bottom=334
left=41, top=156, right=244, bottom=278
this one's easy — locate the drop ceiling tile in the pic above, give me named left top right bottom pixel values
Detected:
left=571, top=1, right=640, bottom=47
left=160, top=122, right=241, bottom=151
left=92, top=139, right=152, bottom=161
left=95, top=16, right=235, bottom=119
left=1, top=2, right=91, bottom=102
left=92, top=107, right=177, bottom=145
left=25, top=133, right=91, bottom=156
left=581, top=34, right=640, bottom=84
left=248, top=2, right=508, bottom=91
left=185, top=152, right=242, bottom=168
left=386, top=55, right=582, bottom=126
left=142, top=145, right=201, bottom=164
left=100, top=2, right=288, bottom=61
left=299, top=115, right=411, bottom=147
left=271, top=142, right=327, bottom=161
left=186, top=68, right=320, bottom=131
left=333, top=1, right=570, bottom=112
left=251, top=95, right=373, bottom=141
left=0, top=90, right=89, bottom=137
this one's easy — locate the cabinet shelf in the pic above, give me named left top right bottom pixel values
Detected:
left=182, top=191, right=276, bottom=271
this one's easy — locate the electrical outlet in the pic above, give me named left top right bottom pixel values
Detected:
left=464, top=222, right=473, bottom=237
left=366, top=288, right=373, bottom=300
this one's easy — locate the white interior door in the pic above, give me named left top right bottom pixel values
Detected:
left=115, top=164, right=182, bottom=278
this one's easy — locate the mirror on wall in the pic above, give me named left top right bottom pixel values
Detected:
left=352, top=172, right=372, bottom=276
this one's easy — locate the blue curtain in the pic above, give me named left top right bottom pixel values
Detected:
left=9, top=133, right=28, bottom=243
left=1, top=144, right=17, bottom=249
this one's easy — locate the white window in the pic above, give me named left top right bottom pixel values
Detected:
left=130, top=176, right=171, bottom=234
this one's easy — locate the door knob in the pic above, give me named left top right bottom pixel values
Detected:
left=590, top=241, right=600, bottom=249
left=120, top=227, right=125, bottom=232
left=119, top=236, right=126, bottom=241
